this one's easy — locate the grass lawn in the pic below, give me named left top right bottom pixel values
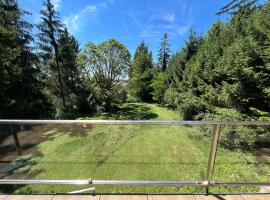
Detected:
left=1, top=103, right=269, bottom=194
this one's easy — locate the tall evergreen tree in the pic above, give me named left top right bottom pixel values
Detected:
left=58, top=27, right=81, bottom=94
left=0, top=0, right=51, bottom=118
left=161, top=2, right=270, bottom=122
left=217, top=0, right=259, bottom=15
left=36, top=0, right=66, bottom=108
left=166, top=30, right=201, bottom=86
left=158, top=33, right=170, bottom=72
left=129, top=41, right=154, bottom=102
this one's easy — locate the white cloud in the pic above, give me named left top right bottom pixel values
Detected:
left=137, top=1, right=193, bottom=38
left=160, top=12, right=176, bottom=23
left=130, top=10, right=190, bottom=38
left=52, top=0, right=61, bottom=10
left=150, top=11, right=176, bottom=23
left=175, top=25, right=190, bottom=36
left=64, top=0, right=114, bottom=33
left=139, top=23, right=190, bottom=39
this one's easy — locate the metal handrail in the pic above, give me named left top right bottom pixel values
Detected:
left=0, top=119, right=270, bottom=125
left=0, top=179, right=270, bottom=186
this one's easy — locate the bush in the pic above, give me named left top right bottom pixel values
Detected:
left=191, top=107, right=263, bottom=150
left=220, top=126, right=257, bottom=149
left=150, top=72, right=166, bottom=104
left=164, top=86, right=178, bottom=108
left=178, top=92, right=206, bottom=120
left=114, top=85, right=128, bottom=104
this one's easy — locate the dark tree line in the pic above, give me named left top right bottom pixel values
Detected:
left=0, top=0, right=51, bottom=118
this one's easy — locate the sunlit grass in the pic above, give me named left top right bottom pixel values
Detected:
left=2, top=103, right=270, bottom=194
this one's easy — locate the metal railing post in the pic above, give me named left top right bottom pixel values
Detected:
left=10, top=125, right=22, bottom=156
left=205, top=123, right=221, bottom=194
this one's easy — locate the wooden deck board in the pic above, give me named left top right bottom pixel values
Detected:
left=52, top=195, right=100, bottom=200
left=241, top=195, right=270, bottom=200
left=194, top=195, right=245, bottom=200
left=4, top=195, right=54, bottom=200
left=148, top=195, right=195, bottom=200
left=100, top=195, right=147, bottom=200
left=0, top=195, right=7, bottom=200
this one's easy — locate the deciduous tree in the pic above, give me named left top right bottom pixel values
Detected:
left=81, top=39, right=131, bottom=111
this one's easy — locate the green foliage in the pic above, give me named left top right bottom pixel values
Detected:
left=129, top=41, right=154, bottom=102
left=0, top=0, right=270, bottom=130
left=201, top=107, right=247, bottom=121
left=219, top=126, right=257, bottom=149
left=166, top=30, right=202, bottom=87
left=37, top=0, right=66, bottom=110
left=217, top=0, right=259, bottom=15
left=164, top=86, right=178, bottom=108
left=150, top=72, right=166, bottom=103
left=163, top=3, right=270, bottom=123
left=158, top=2, right=270, bottom=149
left=193, top=107, right=269, bottom=149
left=0, top=0, right=52, bottom=118
left=81, top=39, right=131, bottom=112
left=178, top=92, right=206, bottom=120
left=158, top=33, right=171, bottom=72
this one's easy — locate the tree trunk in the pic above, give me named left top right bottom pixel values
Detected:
left=54, top=45, right=66, bottom=108
left=11, top=126, right=22, bottom=156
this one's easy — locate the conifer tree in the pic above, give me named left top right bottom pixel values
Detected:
left=158, top=33, right=170, bottom=72
left=129, top=41, right=154, bottom=102
left=58, top=27, right=81, bottom=94
left=0, top=0, right=51, bottom=118
left=37, top=0, right=66, bottom=108
left=217, top=0, right=259, bottom=15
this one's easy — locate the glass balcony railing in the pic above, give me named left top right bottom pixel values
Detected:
left=0, top=120, right=269, bottom=194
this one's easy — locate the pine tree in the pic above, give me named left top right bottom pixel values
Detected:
left=129, top=41, right=154, bottom=102
left=158, top=33, right=170, bottom=72
left=36, top=0, right=66, bottom=108
left=217, top=0, right=259, bottom=15
left=166, top=30, right=201, bottom=86
left=58, top=27, right=81, bottom=94
left=0, top=0, right=51, bottom=118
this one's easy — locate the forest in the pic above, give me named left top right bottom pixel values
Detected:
left=1, top=0, right=270, bottom=122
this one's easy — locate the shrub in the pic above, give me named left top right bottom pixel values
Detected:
left=178, top=92, right=206, bottom=120
left=220, top=126, right=257, bottom=149
left=164, top=86, right=178, bottom=108
left=191, top=107, right=262, bottom=150
left=150, top=72, right=166, bottom=104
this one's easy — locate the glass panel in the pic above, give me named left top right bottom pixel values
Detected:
left=0, top=123, right=211, bottom=194
left=211, top=124, right=270, bottom=193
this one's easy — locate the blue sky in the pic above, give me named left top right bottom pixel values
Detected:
left=19, top=0, right=229, bottom=57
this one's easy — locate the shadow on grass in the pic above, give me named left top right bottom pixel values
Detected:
left=0, top=103, right=159, bottom=193
left=99, top=104, right=158, bottom=120
left=0, top=123, right=93, bottom=156
left=0, top=123, right=94, bottom=193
